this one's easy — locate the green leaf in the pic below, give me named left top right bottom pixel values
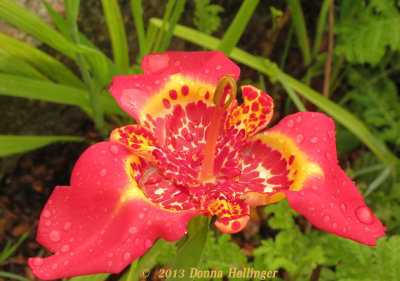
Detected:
left=0, top=135, right=85, bottom=157
left=167, top=218, right=209, bottom=281
left=0, top=73, right=89, bottom=107
left=286, top=0, right=311, bottom=65
left=0, top=272, right=31, bottom=281
left=0, top=49, right=48, bottom=80
left=0, top=0, right=81, bottom=59
left=193, top=0, right=224, bottom=35
left=101, top=0, right=130, bottom=73
left=67, top=273, right=110, bottom=281
left=0, top=34, right=84, bottom=88
left=217, top=0, right=260, bottom=55
left=0, top=233, right=29, bottom=262
left=149, top=19, right=398, bottom=165
left=131, top=0, right=147, bottom=58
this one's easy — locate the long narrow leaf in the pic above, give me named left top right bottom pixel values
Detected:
left=68, top=273, right=110, bottom=281
left=101, top=0, right=130, bottom=74
left=286, top=0, right=311, bottom=65
left=0, top=135, right=85, bottom=157
left=312, top=0, right=331, bottom=58
left=0, top=49, right=49, bottom=80
left=131, top=0, right=147, bottom=58
left=0, top=272, right=30, bottom=281
left=0, top=34, right=84, bottom=88
left=0, top=0, right=81, bottom=58
left=149, top=19, right=399, bottom=165
left=217, top=0, right=260, bottom=55
left=0, top=233, right=29, bottom=262
left=152, top=0, right=176, bottom=53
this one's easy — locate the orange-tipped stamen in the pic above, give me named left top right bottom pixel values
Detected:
left=200, top=75, right=237, bottom=181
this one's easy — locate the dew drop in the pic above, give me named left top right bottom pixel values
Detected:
left=299, top=191, right=305, bottom=196
left=310, top=137, right=318, bottom=143
left=311, top=185, right=318, bottom=190
left=138, top=213, right=145, bottom=219
left=61, top=245, right=70, bottom=253
left=123, top=252, right=132, bottom=261
left=287, top=119, right=294, bottom=128
left=129, top=226, right=137, bottom=234
left=174, top=60, right=181, bottom=67
left=100, top=169, right=107, bottom=176
left=135, top=238, right=140, bottom=245
left=145, top=239, right=153, bottom=248
left=154, top=79, right=160, bottom=85
left=355, top=206, right=374, bottom=225
left=295, top=134, right=304, bottom=143
left=45, top=220, right=52, bottom=226
left=108, top=253, right=114, bottom=258
left=330, top=203, right=335, bottom=208
left=63, top=222, right=72, bottom=230
left=296, top=116, right=302, bottom=123
left=33, top=257, right=44, bottom=266
left=216, top=65, right=222, bottom=70
left=343, top=227, right=347, bottom=233
left=43, top=210, right=52, bottom=218
left=204, top=68, right=210, bottom=74
left=49, top=230, right=61, bottom=242
left=323, top=216, right=330, bottom=222
left=110, top=144, right=119, bottom=154
left=340, top=203, right=346, bottom=213
left=64, top=260, right=69, bottom=266
left=52, top=264, right=58, bottom=270
left=332, top=223, right=337, bottom=229
left=108, top=261, right=113, bottom=267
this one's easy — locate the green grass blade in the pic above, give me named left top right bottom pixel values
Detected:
left=149, top=19, right=399, bottom=166
left=167, top=218, right=209, bottom=281
left=68, top=273, right=110, bottom=281
left=152, top=0, right=176, bottom=53
left=279, top=73, right=307, bottom=111
left=312, top=0, right=331, bottom=58
left=0, top=135, right=85, bottom=157
left=0, top=34, right=84, bottom=88
left=0, top=0, right=82, bottom=59
left=0, top=272, right=31, bottom=281
left=0, top=73, right=89, bottom=107
left=131, top=0, right=147, bottom=59
left=101, top=0, right=130, bottom=74
left=217, top=0, right=260, bottom=55
left=0, top=49, right=48, bottom=80
left=0, top=233, right=28, bottom=262
left=364, top=166, right=392, bottom=197
left=286, top=0, right=311, bottom=65
left=159, top=0, right=187, bottom=53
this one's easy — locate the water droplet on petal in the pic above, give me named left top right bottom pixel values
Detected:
left=108, top=261, right=113, bottom=267
left=332, top=223, right=337, bottom=229
left=123, top=252, right=131, bottom=261
left=310, top=137, right=318, bottom=143
left=49, top=230, right=61, bottom=242
left=323, top=216, right=330, bottom=222
left=355, top=206, right=374, bottom=225
left=340, top=203, right=346, bottom=213
left=145, top=239, right=153, bottom=248
left=204, top=68, right=210, bottom=74
left=63, top=222, right=72, bottom=230
left=287, top=119, right=294, bottom=128
left=45, top=220, right=52, bottom=226
left=311, top=185, right=318, bottom=190
left=52, top=264, right=58, bottom=270
left=364, top=227, right=370, bottom=232
left=43, top=210, right=51, bottom=218
left=343, top=227, right=347, bottom=233
left=33, top=257, right=44, bottom=266
left=110, top=144, right=119, bottom=154
left=61, top=245, right=70, bottom=253
left=296, top=116, right=302, bottom=123
left=216, top=65, right=222, bottom=70
left=295, top=134, right=304, bottom=143
left=129, top=226, right=138, bottom=234
left=100, top=169, right=107, bottom=176
left=138, top=213, right=145, bottom=219
left=63, top=260, right=69, bottom=266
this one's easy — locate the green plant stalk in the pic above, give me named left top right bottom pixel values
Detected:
left=149, top=18, right=399, bottom=166
left=286, top=0, right=311, bottom=65
left=279, top=73, right=307, bottom=111
left=312, top=0, right=331, bottom=58
left=152, top=0, right=176, bottom=53
left=159, top=0, right=187, bottom=53
left=0, top=272, right=30, bottom=281
left=364, top=166, right=392, bottom=197
left=217, top=0, right=260, bottom=55
left=101, top=0, right=130, bottom=74
left=65, top=0, right=107, bottom=135
left=131, top=0, right=147, bottom=58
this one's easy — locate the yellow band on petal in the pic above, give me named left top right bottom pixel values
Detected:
left=254, top=132, right=324, bottom=191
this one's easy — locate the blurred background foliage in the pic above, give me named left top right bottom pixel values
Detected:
left=0, top=0, right=399, bottom=280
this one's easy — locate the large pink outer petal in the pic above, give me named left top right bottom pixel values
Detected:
left=256, top=112, right=386, bottom=245
left=109, top=51, right=240, bottom=124
left=29, top=142, right=198, bottom=280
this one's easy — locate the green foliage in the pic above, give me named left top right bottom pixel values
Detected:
left=336, top=0, right=400, bottom=65
left=254, top=201, right=325, bottom=280
left=345, top=68, right=400, bottom=148
left=193, top=0, right=224, bottom=35
left=320, top=235, right=400, bottom=281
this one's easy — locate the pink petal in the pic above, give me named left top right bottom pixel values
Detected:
left=109, top=51, right=240, bottom=125
left=245, top=112, right=386, bottom=245
left=29, top=142, right=197, bottom=279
